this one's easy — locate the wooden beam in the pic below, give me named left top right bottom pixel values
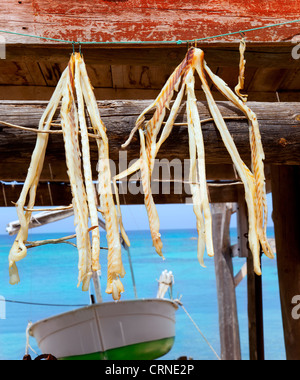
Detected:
left=0, top=160, right=240, bottom=183
left=2, top=45, right=300, bottom=69
left=247, top=252, right=265, bottom=360
left=271, top=165, right=300, bottom=360
left=237, top=190, right=265, bottom=360
left=0, top=101, right=299, bottom=185
left=2, top=87, right=299, bottom=102
left=0, top=181, right=244, bottom=207
left=212, top=203, right=241, bottom=360
left=1, top=0, right=300, bottom=45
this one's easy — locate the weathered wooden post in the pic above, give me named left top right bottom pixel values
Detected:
left=212, top=203, right=241, bottom=360
left=237, top=190, right=265, bottom=360
left=271, top=165, right=300, bottom=360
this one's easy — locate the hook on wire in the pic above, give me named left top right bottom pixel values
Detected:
left=71, top=42, right=82, bottom=56
left=239, top=31, right=246, bottom=40
left=187, top=39, right=198, bottom=52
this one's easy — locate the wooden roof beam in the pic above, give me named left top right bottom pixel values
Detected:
left=0, top=101, right=299, bottom=175
left=0, top=181, right=245, bottom=207
left=2, top=44, right=300, bottom=69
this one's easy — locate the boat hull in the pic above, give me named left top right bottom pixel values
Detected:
left=29, top=299, right=178, bottom=360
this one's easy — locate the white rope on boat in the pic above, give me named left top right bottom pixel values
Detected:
left=175, top=299, right=221, bottom=361
left=157, top=270, right=174, bottom=299
left=25, top=322, right=37, bottom=356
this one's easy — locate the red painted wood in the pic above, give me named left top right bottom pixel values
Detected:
left=1, top=0, right=300, bottom=44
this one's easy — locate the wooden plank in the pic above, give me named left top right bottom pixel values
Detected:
left=247, top=252, right=265, bottom=360
left=214, top=66, right=257, bottom=92
left=1, top=0, right=300, bottom=44
left=0, top=86, right=295, bottom=102
left=0, top=61, right=38, bottom=86
left=37, top=61, right=113, bottom=88
left=0, top=181, right=244, bottom=207
left=271, top=165, right=300, bottom=360
left=236, top=194, right=249, bottom=258
left=111, top=64, right=176, bottom=90
left=247, top=68, right=288, bottom=92
left=0, top=86, right=164, bottom=101
left=277, top=68, right=300, bottom=91
left=3, top=45, right=300, bottom=70
left=276, top=91, right=300, bottom=102
left=36, top=62, right=65, bottom=87
left=0, top=101, right=300, bottom=174
left=212, top=203, right=241, bottom=360
left=0, top=159, right=240, bottom=183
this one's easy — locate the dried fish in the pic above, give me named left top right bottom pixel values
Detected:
left=9, top=53, right=127, bottom=299
left=119, top=47, right=273, bottom=275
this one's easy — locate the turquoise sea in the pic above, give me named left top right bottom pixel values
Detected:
left=0, top=227, right=285, bottom=360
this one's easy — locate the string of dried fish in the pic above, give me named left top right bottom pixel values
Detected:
left=8, top=68, right=68, bottom=285
left=8, top=53, right=127, bottom=299
left=119, top=46, right=273, bottom=275
left=76, top=54, right=126, bottom=300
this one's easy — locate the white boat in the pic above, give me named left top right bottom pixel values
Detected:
left=29, top=298, right=178, bottom=360
left=9, top=212, right=178, bottom=360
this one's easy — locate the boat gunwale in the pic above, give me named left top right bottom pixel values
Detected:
left=28, top=298, right=178, bottom=337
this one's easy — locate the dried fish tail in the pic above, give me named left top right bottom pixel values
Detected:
left=185, top=66, right=214, bottom=260
left=74, top=53, right=101, bottom=272
left=8, top=67, right=68, bottom=285
left=139, top=128, right=164, bottom=258
left=204, top=61, right=274, bottom=260
left=78, top=60, right=125, bottom=300
left=61, top=55, right=92, bottom=291
left=194, top=49, right=261, bottom=275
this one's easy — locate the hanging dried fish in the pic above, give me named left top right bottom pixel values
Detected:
left=235, top=38, right=248, bottom=103
left=204, top=61, right=273, bottom=261
left=60, top=54, right=93, bottom=291
left=114, top=49, right=195, bottom=258
left=8, top=53, right=127, bottom=300
left=8, top=68, right=68, bottom=285
left=117, top=46, right=273, bottom=275
left=76, top=54, right=126, bottom=300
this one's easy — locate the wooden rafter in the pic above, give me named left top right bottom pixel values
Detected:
left=0, top=101, right=299, bottom=184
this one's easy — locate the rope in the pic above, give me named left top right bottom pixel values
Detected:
left=175, top=299, right=221, bottom=360
left=0, top=18, right=300, bottom=45
left=25, top=322, right=37, bottom=356
left=0, top=298, right=87, bottom=307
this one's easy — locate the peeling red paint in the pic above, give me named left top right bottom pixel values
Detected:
left=1, top=0, right=300, bottom=43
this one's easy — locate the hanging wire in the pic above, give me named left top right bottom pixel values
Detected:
left=175, top=299, right=221, bottom=360
left=0, top=18, right=300, bottom=46
left=0, top=298, right=87, bottom=307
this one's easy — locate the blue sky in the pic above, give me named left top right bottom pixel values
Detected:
left=0, top=194, right=273, bottom=234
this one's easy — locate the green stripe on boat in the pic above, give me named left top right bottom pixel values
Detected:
left=60, top=337, right=175, bottom=360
